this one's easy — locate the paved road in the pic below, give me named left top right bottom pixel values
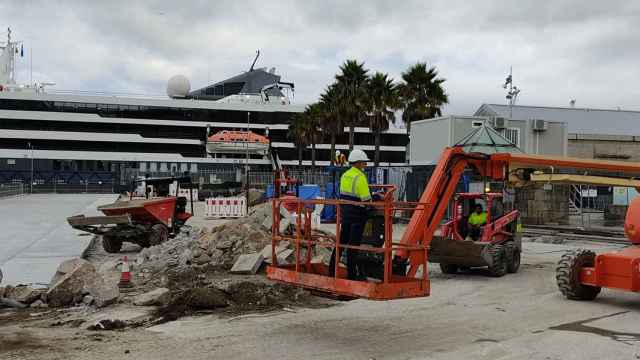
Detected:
left=0, top=194, right=116, bottom=286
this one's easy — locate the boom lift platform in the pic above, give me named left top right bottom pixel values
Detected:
left=267, top=147, right=640, bottom=300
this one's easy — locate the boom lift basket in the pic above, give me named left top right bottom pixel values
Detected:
left=266, top=185, right=431, bottom=300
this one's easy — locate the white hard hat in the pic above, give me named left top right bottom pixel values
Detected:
left=335, top=150, right=341, bottom=156
left=348, top=149, right=369, bottom=163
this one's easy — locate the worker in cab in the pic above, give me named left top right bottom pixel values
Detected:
left=468, top=204, right=487, bottom=240
left=328, top=149, right=373, bottom=280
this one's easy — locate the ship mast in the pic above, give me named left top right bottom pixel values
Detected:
left=0, top=27, right=18, bottom=84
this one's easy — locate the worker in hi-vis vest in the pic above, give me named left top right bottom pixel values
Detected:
left=328, top=149, right=376, bottom=280
left=468, top=204, right=488, bottom=240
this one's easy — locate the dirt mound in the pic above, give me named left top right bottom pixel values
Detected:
left=152, top=278, right=326, bottom=323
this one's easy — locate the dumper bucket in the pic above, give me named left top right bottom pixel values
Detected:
left=98, top=197, right=177, bottom=227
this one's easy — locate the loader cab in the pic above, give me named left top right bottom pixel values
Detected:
left=451, top=193, right=506, bottom=241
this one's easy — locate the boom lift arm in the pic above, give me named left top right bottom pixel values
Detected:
left=398, top=148, right=640, bottom=277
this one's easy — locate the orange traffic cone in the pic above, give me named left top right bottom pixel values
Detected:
left=118, top=256, right=133, bottom=289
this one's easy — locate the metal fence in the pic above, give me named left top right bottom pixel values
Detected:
left=0, top=180, right=115, bottom=194
left=0, top=183, right=25, bottom=198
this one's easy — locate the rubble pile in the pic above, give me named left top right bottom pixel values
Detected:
left=0, top=258, right=119, bottom=309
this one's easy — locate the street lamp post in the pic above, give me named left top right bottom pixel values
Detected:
left=245, top=111, right=250, bottom=177
left=28, top=142, right=34, bottom=193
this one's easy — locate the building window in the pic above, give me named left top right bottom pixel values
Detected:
left=190, top=163, right=198, bottom=173
left=139, top=162, right=147, bottom=172
left=7, top=159, right=16, bottom=165
left=472, top=121, right=484, bottom=128
left=180, top=163, right=188, bottom=173
left=149, top=162, right=157, bottom=172
left=500, top=127, right=521, bottom=147
left=160, top=163, right=168, bottom=172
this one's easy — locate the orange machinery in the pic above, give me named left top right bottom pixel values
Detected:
left=267, top=146, right=640, bottom=300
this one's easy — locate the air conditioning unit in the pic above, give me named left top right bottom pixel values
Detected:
left=492, top=116, right=508, bottom=129
left=531, top=119, right=548, bottom=131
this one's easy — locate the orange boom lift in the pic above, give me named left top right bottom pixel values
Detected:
left=267, top=146, right=640, bottom=300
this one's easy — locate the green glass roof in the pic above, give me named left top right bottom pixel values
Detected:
left=454, top=124, right=524, bottom=154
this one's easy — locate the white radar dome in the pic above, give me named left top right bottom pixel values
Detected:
left=167, top=75, right=191, bottom=98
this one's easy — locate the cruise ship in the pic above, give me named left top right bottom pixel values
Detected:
left=0, top=29, right=408, bottom=188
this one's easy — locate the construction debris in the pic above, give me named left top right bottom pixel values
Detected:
left=44, top=257, right=119, bottom=308
left=3, top=285, right=44, bottom=304
left=133, top=288, right=170, bottom=306
left=230, top=253, right=264, bottom=274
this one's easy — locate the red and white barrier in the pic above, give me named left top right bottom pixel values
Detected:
left=205, top=196, right=247, bottom=218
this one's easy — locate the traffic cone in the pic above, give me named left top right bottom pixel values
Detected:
left=118, top=256, right=133, bottom=290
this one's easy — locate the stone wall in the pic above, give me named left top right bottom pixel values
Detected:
left=515, top=184, right=570, bottom=225
left=568, top=134, right=640, bottom=161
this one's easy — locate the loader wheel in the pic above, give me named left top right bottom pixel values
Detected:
left=102, top=235, right=122, bottom=253
left=487, top=244, right=507, bottom=277
left=148, top=224, right=169, bottom=246
left=505, top=242, right=521, bottom=273
left=440, top=263, right=459, bottom=274
left=556, top=249, right=601, bottom=300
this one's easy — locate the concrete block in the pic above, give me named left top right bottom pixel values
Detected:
left=230, top=253, right=264, bottom=274
left=261, top=241, right=290, bottom=264
left=133, top=288, right=170, bottom=306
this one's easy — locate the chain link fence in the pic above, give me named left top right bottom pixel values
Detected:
left=0, top=183, right=25, bottom=198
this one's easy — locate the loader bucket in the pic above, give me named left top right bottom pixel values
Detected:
left=429, top=236, right=491, bottom=268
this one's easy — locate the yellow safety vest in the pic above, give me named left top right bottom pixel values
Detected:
left=339, top=166, right=371, bottom=201
left=469, top=212, right=487, bottom=226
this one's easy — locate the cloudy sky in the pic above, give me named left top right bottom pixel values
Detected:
left=2, top=1, right=640, bottom=116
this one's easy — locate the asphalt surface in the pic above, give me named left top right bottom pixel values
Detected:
left=0, top=193, right=116, bottom=286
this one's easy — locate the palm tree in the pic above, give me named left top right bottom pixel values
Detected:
left=397, top=63, right=448, bottom=162
left=287, top=113, right=309, bottom=171
left=335, top=60, right=368, bottom=151
left=365, top=72, right=400, bottom=167
left=318, top=84, right=343, bottom=166
left=304, top=103, right=324, bottom=172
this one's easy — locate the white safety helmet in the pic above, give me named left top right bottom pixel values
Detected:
left=335, top=150, right=341, bottom=156
left=348, top=149, right=369, bottom=163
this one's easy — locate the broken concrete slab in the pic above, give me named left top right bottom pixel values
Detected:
left=85, top=274, right=119, bottom=308
left=0, top=297, right=27, bottom=308
left=50, top=258, right=92, bottom=286
left=260, top=241, right=290, bottom=263
left=29, top=299, right=47, bottom=308
left=133, top=288, right=170, bottom=306
left=5, top=285, right=44, bottom=304
left=45, top=260, right=96, bottom=307
left=230, top=253, right=264, bottom=274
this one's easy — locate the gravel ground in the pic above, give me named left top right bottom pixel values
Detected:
left=2, top=239, right=640, bottom=359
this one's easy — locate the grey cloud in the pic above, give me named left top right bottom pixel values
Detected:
left=2, top=0, right=640, bottom=116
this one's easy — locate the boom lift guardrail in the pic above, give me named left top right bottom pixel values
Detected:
left=267, top=146, right=640, bottom=300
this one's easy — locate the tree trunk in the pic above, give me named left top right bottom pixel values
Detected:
left=405, top=119, right=411, bottom=164
left=374, top=128, right=381, bottom=168
left=311, top=142, right=316, bottom=172
left=330, top=133, right=336, bottom=166
left=349, top=125, right=355, bottom=151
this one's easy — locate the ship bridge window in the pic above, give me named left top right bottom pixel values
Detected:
left=214, top=85, right=223, bottom=96
left=223, top=82, right=245, bottom=96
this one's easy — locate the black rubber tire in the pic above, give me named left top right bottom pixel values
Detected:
left=487, top=244, right=507, bottom=277
left=505, top=242, right=521, bottom=273
left=102, top=234, right=123, bottom=253
left=148, top=224, right=169, bottom=246
left=440, top=263, right=459, bottom=274
left=556, top=249, right=601, bottom=300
